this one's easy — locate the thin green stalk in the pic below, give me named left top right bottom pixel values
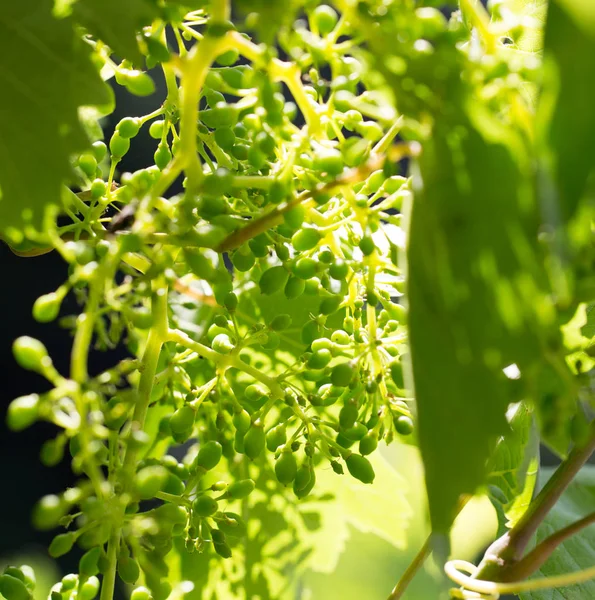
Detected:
left=100, top=279, right=169, bottom=600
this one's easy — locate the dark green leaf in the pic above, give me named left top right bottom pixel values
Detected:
left=72, top=0, right=157, bottom=64
left=407, top=114, right=556, bottom=532
left=518, top=465, right=595, bottom=600
left=0, top=0, right=110, bottom=238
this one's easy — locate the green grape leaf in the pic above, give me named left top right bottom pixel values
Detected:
left=0, top=0, right=110, bottom=239
left=304, top=447, right=411, bottom=573
left=407, top=112, right=556, bottom=533
left=71, top=0, right=157, bottom=65
left=487, top=401, right=540, bottom=535
left=518, top=465, right=595, bottom=600
left=538, top=0, right=595, bottom=228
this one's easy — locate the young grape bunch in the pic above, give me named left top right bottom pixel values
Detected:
left=2, top=2, right=434, bottom=599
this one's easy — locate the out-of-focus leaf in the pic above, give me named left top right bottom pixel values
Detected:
left=538, top=0, right=595, bottom=228
left=407, top=112, right=556, bottom=532
left=0, top=0, right=110, bottom=238
left=518, top=465, right=595, bottom=600
left=71, top=0, right=157, bottom=65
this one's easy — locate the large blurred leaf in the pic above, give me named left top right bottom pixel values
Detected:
left=0, top=0, right=110, bottom=238
left=407, top=112, right=556, bottom=533
left=538, top=0, right=595, bottom=227
left=519, top=465, right=595, bottom=600
left=487, top=401, right=539, bottom=535
left=71, top=0, right=157, bottom=65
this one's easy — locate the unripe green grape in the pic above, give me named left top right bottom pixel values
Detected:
left=117, top=117, right=141, bottom=138
left=344, top=423, right=367, bottom=441
left=243, top=425, right=265, bottom=460
left=117, top=556, right=140, bottom=584
left=205, top=90, right=225, bottom=107
left=203, top=168, right=233, bottom=196
left=79, top=547, right=101, bottom=577
left=7, top=394, right=40, bottom=431
left=244, top=383, right=268, bottom=403
left=0, top=574, right=31, bottom=600
left=231, top=143, right=249, bottom=160
left=231, top=247, right=255, bottom=272
left=293, top=464, right=315, bottom=498
left=247, top=145, right=267, bottom=169
left=214, top=127, right=236, bottom=151
left=285, top=276, right=306, bottom=299
left=155, top=503, right=187, bottom=526
left=78, top=153, right=97, bottom=178
left=269, top=314, right=292, bottom=331
left=48, top=533, right=75, bottom=558
left=388, top=302, right=408, bottom=324
left=269, top=180, right=289, bottom=204
left=359, top=234, right=375, bottom=256
left=329, top=259, right=349, bottom=280
left=331, top=330, right=350, bottom=345
left=311, top=338, right=332, bottom=352
left=214, top=538, right=232, bottom=559
left=266, top=424, right=286, bottom=452
left=331, top=361, right=355, bottom=387
left=284, top=205, right=306, bottom=229
left=131, top=587, right=153, bottom=600
left=232, top=410, right=251, bottom=434
left=320, top=295, right=342, bottom=315
left=390, top=360, right=405, bottom=389
left=359, top=432, right=378, bottom=455
left=248, top=234, right=269, bottom=257
left=149, top=120, right=165, bottom=139
left=226, top=479, right=255, bottom=500
left=275, top=451, right=298, bottom=485
left=224, top=291, right=238, bottom=311
left=313, top=148, right=343, bottom=176
left=169, top=405, right=195, bottom=435
left=259, top=266, right=289, bottom=295
left=33, top=292, right=61, bottom=323
left=13, top=336, right=50, bottom=373
left=163, top=472, right=185, bottom=495
left=32, top=494, right=67, bottom=530
left=40, top=437, right=64, bottom=467
left=216, top=512, right=247, bottom=538
left=292, top=227, right=321, bottom=252
left=346, top=454, right=375, bottom=484
left=192, top=494, right=218, bottom=517
left=154, top=143, right=172, bottom=170
left=357, top=121, right=383, bottom=141
left=293, top=257, right=318, bottom=279
left=311, top=4, right=339, bottom=35
left=339, top=402, right=358, bottom=429
left=395, top=415, right=414, bottom=435
left=61, top=574, right=78, bottom=591
left=212, top=333, right=235, bottom=354
left=194, top=441, right=222, bottom=471
left=79, top=577, right=100, bottom=600
left=109, top=132, right=130, bottom=159
left=307, top=348, right=332, bottom=369
left=90, top=178, right=107, bottom=199
left=135, top=466, right=169, bottom=499
left=91, top=140, right=107, bottom=162
left=125, top=71, right=155, bottom=96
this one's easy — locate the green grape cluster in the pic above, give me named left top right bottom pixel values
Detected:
left=3, top=2, right=425, bottom=599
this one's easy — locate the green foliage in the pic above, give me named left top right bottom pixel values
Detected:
left=0, top=0, right=110, bottom=240
left=3, top=0, right=595, bottom=599
left=518, top=466, right=595, bottom=600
